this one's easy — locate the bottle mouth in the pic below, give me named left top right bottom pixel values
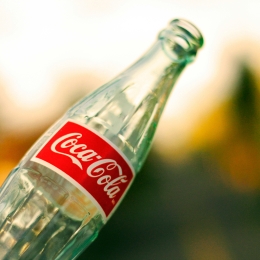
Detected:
left=159, top=18, right=204, bottom=63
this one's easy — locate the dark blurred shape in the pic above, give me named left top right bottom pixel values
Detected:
left=211, top=63, right=260, bottom=192
left=189, top=62, right=260, bottom=193
left=233, top=64, right=259, bottom=130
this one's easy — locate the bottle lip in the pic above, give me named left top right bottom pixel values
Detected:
left=170, top=19, right=204, bottom=49
left=159, top=18, right=204, bottom=63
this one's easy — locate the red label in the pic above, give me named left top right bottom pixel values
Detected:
left=32, top=119, right=134, bottom=220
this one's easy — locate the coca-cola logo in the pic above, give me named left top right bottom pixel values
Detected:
left=32, top=120, right=134, bottom=219
left=51, top=133, right=128, bottom=199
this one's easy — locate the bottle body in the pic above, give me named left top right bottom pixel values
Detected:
left=0, top=116, right=103, bottom=260
left=0, top=19, right=203, bottom=259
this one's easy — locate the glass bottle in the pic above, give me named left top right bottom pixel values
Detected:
left=0, top=19, right=203, bottom=260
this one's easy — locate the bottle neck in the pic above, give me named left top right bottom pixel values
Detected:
left=68, top=19, right=203, bottom=172
left=122, top=39, right=184, bottom=76
left=113, top=38, right=186, bottom=114
left=121, top=38, right=186, bottom=89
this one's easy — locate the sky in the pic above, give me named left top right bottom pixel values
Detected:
left=0, top=0, right=259, bottom=147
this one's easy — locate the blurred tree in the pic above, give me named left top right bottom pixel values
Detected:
left=190, top=63, right=260, bottom=192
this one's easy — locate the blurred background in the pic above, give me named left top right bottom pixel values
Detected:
left=0, top=0, right=260, bottom=259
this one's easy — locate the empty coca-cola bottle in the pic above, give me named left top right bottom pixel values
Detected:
left=0, top=19, right=203, bottom=259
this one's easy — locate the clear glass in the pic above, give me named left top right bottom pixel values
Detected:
left=0, top=19, right=203, bottom=259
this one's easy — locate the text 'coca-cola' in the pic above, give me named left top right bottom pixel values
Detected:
left=31, top=120, right=135, bottom=220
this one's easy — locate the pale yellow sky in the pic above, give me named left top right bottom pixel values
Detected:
left=0, top=0, right=259, bottom=150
